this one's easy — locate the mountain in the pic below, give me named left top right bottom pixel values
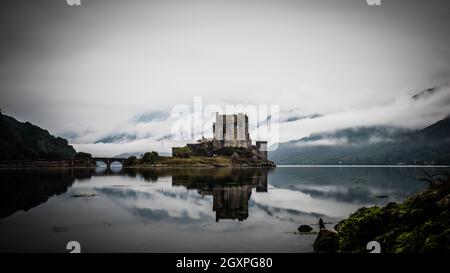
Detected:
left=412, top=87, right=437, bottom=100
left=113, top=152, right=143, bottom=158
left=92, top=111, right=166, bottom=144
left=269, top=116, right=450, bottom=165
left=411, top=115, right=450, bottom=141
left=114, top=151, right=171, bottom=158
left=0, top=111, right=76, bottom=160
left=95, top=133, right=138, bottom=144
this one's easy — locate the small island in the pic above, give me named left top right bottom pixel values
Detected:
left=124, top=113, right=275, bottom=168
left=123, top=153, right=275, bottom=168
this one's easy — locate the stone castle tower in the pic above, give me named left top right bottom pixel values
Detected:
left=212, top=113, right=251, bottom=149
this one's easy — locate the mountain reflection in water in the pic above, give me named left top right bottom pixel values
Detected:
left=0, top=166, right=434, bottom=252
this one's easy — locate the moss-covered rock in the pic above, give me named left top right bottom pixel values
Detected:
left=327, top=174, right=450, bottom=253
left=313, top=229, right=339, bottom=253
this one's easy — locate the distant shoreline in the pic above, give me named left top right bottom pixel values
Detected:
left=0, top=156, right=276, bottom=169
left=277, top=165, right=450, bottom=168
left=1, top=159, right=449, bottom=169
left=0, top=166, right=276, bottom=169
left=1, top=164, right=449, bottom=170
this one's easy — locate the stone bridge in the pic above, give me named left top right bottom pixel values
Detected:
left=92, top=157, right=126, bottom=168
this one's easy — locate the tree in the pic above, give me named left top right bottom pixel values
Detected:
left=142, top=151, right=159, bottom=164
left=74, top=152, right=92, bottom=159
left=124, top=155, right=138, bottom=166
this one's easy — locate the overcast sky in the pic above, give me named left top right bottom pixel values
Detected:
left=0, top=0, right=449, bottom=156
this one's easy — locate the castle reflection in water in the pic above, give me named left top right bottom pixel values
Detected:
left=171, top=168, right=268, bottom=222
left=0, top=167, right=270, bottom=221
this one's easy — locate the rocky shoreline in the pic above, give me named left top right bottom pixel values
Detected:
left=312, top=172, right=450, bottom=253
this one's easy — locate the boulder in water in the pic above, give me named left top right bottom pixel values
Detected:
left=298, top=225, right=313, bottom=233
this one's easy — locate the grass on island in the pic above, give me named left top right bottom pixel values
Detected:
left=129, top=156, right=232, bottom=167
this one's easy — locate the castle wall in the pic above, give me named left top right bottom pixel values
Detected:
left=213, top=113, right=250, bottom=147
left=225, top=115, right=235, bottom=141
left=222, top=140, right=251, bottom=149
left=213, top=112, right=224, bottom=141
left=236, top=113, right=247, bottom=141
left=256, top=141, right=268, bottom=160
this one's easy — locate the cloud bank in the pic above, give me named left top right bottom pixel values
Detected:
left=0, top=0, right=448, bottom=156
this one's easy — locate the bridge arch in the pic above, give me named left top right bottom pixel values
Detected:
left=92, top=158, right=126, bottom=169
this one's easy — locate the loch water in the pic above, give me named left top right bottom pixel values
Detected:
left=0, top=166, right=439, bottom=252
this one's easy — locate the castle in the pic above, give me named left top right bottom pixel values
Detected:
left=172, top=113, right=268, bottom=160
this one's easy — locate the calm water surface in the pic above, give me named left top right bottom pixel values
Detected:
left=0, top=166, right=440, bottom=252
